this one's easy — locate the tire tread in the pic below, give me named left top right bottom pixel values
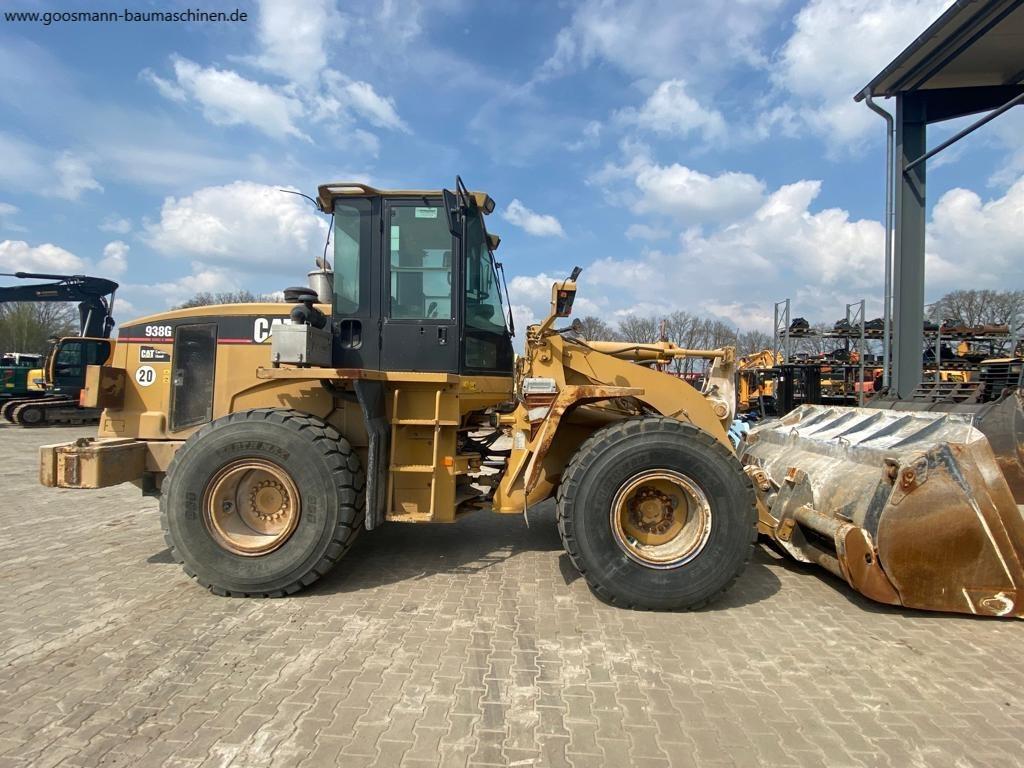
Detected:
left=555, top=417, right=756, bottom=610
left=159, top=408, right=365, bottom=597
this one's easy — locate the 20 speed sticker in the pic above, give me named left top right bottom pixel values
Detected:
left=135, top=366, right=157, bottom=387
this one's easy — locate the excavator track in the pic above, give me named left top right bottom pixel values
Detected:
left=10, top=396, right=100, bottom=427
left=2, top=396, right=49, bottom=422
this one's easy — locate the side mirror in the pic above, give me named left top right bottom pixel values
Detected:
left=443, top=189, right=461, bottom=238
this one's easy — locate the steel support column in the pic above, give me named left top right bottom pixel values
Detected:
left=892, top=94, right=927, bottom=397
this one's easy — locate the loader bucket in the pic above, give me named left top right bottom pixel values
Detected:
left=740, top=403, right=1024, bottom=618
left=974, top=389, right=1024, bottom=503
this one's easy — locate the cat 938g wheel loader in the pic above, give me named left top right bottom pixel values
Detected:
left=39, top=179, right=755, bottom=609
left=39, top=179, right=1024, bottom=617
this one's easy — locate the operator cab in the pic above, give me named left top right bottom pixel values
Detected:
left=316, top=180, right=514, bottom=376
left=48, top=337, right=112, bottom=396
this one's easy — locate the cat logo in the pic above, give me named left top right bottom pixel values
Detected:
left=253, top=317, right=292, bottom=344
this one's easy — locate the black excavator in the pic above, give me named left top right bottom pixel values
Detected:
left=0, top=272, right=118, bottom=426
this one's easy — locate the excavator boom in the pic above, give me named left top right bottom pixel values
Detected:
left=0, top=272, right=119, bottom=339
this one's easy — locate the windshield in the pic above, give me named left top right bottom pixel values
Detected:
left=464, top=210, right=507, bottom=334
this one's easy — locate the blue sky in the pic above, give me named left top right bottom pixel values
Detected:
left=1, top=0, right=1022, bottom=333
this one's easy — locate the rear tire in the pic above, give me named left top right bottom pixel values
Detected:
left=160, top=408, right=365, bottom=597
left=556, top=417, right=756, bottom=610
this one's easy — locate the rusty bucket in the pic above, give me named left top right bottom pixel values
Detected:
left=740, top=401, right=1024, bottom=618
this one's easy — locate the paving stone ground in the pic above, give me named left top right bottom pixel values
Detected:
left=1, top=423, right=1022, bottom=768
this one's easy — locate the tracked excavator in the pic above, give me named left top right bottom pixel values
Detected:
left=0, top=272, right=117, bottom=426
left=36, top=179, right=1024, bottom=618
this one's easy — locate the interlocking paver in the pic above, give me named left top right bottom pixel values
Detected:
left=3, top=424, right=1024, bottom=767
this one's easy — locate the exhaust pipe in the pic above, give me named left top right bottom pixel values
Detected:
left=307, top=266, right=333, bottom=304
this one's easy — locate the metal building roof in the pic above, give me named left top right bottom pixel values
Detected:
left=856, top=0, right=1024, bottom=100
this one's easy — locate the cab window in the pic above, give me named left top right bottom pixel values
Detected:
left=333, top=199, right=372, bottom=316
left=464, top=214, right=506, bottom=334
left=463, top=211, right=511, bottom=371
left=389, top=204, right=453, bottom=320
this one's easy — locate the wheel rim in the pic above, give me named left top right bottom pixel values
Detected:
left=610, top=469, right=712, bottom=569
left=202, top=459, right=301, bottom=556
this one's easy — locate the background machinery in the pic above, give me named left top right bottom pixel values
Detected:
left=0, top=272, right=118, bottom=426
left=737, top=349, right=780, bottom=416
left=1, top=352, right=43, bottom=403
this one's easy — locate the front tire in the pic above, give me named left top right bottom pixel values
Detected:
left=556, top=417, right=756, bottom=610
left=160, top=409, right=365, bottom=597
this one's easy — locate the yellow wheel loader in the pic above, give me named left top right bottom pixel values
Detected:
left=39, top=179, right=1024, bottom=617
left=40, top=180, right=755, bottom=609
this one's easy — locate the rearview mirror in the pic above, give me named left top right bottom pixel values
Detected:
left=442, top=189, right=461, bottom=238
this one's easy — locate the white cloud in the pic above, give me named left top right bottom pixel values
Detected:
left=53, top=152, right=103, bottom=200
left=157, top=57, right=308, bottom=140
left=773, top=0, right=953, bottom=148
left=625, top=223, right=669, bottom=241
left=986, top=109, right=1024, bottom=188
left=616, top=80, right=726, bottom=142
left=97, top=145, right=275, bottom=189
left=120, top=264, right=239, bottom=316
left=97, top=240, right=129, bottom=277
left=592, top=143, right=765, bottom=223
left=0, top=135, right=102, bottom=201
left=634, top=164, right=764, bottom=221
left=540, top=0, right=784, bottom=83
left=925, top=178, right=1024, bottom=287
left=519, top=172, right=1024, bottom=332
left=146, top=181, right=328, bottom=269
left=566, top=120, right=602, bottom=152
left=0, top=133, right=47, bottom=193
left=315, top=71, right=409, bottom=132
left=0, top=203, right=25, bottom=232
left=344, top=80, right=408, bottom=132
left=252, top=0, right=340, bottom=86
left=146, top=57, right=408, bottom=145
left=140, top=68, right=186, bottom=102
left=0, top=240, right=87, bottom=273
left=99, top=216, right=132, bottom=234
left=502, top=200, right=567, bottom=238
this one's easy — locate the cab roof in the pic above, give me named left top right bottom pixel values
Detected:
left=317, top=182, right=495, bottom=215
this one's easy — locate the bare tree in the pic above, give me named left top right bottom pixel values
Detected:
left=705, top=319, right=738, bottom=349
left=662, top=311, right=695, bottom=372
left=793, top=322, right=831, bottom=358
left=576, top=315, right=619, bottom=341
left=176, top=290, right=284, bottom=309
left=736, top=329, right=772, bottom=357
left=0, top=302, right=79, bottom=355
left=617, top=315, right=660, bottom=344
left=928, top=289, right=1024, bottom=330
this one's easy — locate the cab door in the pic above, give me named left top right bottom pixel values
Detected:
left=380, top=198, right=460, bottom=373
left=169, top=324, right=217, bottom=431
left=331, top=197, right=381, bottom=370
